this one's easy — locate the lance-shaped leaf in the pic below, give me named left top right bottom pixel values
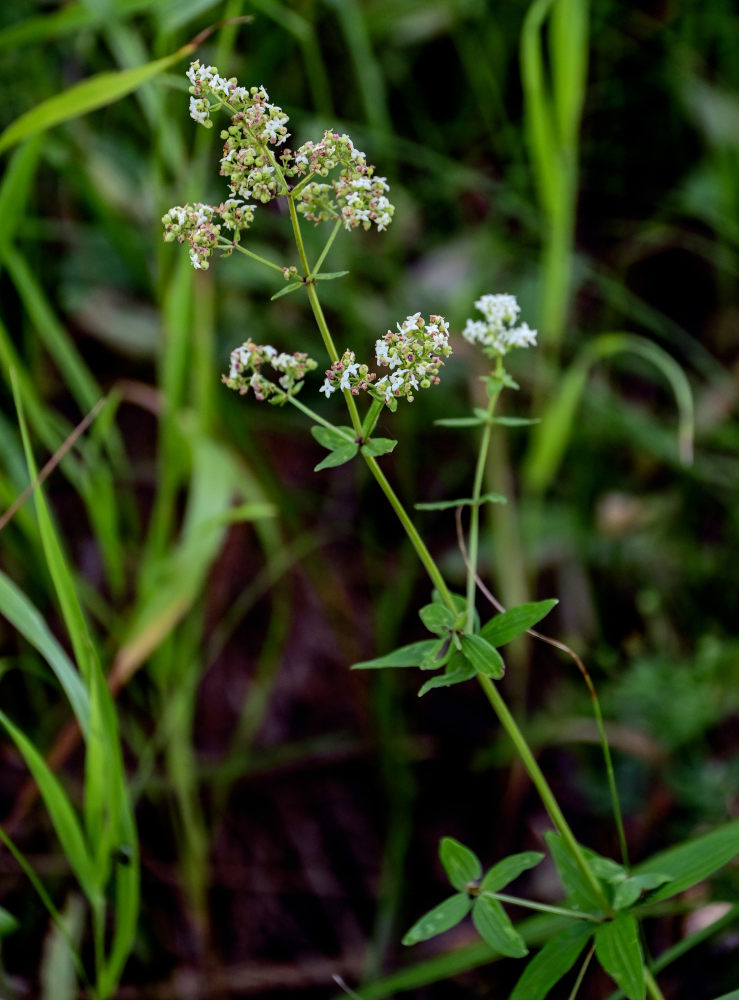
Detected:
left=472, top=895, right=528, bottom=957
left=595, top=913, right=645, bottom=1000
left=509, top=921, right=594, bottom=1000
left=613, top=872, right=672, bottom=911
left=352, top=640, right=439, bottom=670
left=311, top=424, right=355, bottom=450
left=419, top=603, right=457, bottom=634
left=545, top=833, right=605, bottom=913
left=314, top=270, right=349, bottom=280
left=460, top=634, right=505, bottom=679
left=402, top=893, right=472, bottom=946
left=480, top=599, right=558, bottom=648
left=633, top=820, right=739, bottom=903
left=361, top=437, right=397, bottom=458
left=435, top=416, right=487, bottom=428
left=481, top=852, right=545, bottom=893
left=418, top=654, right=476, bottom=696
left=439, top=838, right=481, bottom=891
left=314, top=441, right=359, bottom=471
left=270, top=281, right=303, bottom=301
left=415, top=492, right=507, bottom=511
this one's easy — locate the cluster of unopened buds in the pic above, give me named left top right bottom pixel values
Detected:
left=319, top=314, right=451, bottom=404
left=221, top=339, right=317, bottom=403
left=462, top=294, right=537, bottom=357
left=161, top=199, right=255, bottom=269
left=162, top=62, right=395, bottom=267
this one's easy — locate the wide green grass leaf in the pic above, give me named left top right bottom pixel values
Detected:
left=0, top=42, right=195, bottom=154
left=634, top=820, right=739, bottom=903
left=0, top=570, right=89, bottom=733
left=0, top=710, right=97, bottom=902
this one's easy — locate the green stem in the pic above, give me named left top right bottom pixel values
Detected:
left=645, top=969, right=667, bottom=1000
left=286, top=196, right=363, bottom=436
left=363, top=454, right=455, bottom=612
left=465, top=368, right=503, bottom=631
left=290, top=170, right=317, bottom=198
left=311, top=219, right=342, bottom=277
left=592, top=689, right=630, bottom=868
left=485, top=891, right=600, bottom=923
left=568, top=946, right=595, bottom=1000
left=228, top=241, right=285, bottom=274
left=477, top=673, right=611, bottom=912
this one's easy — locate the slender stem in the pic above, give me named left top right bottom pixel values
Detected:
left=465, top=370, right=503, bottom=631
left=363, top=454, right=455, bottom=612
left=591, top=689, right=630, bottom=868
left=485, top=891, right=600, bottom=923
left=227, top=240, right=285, bottom=274
left=286, top=197, right=364, bottom=436
left=477, top=673, right=611, bottom=911
left=645, top=970, right=667, bottom=1000
left=311, top=219, right=342, bottom=276
left=290, top=170, right=317, bottom=198
left=288, top=395, right=354, bottom=439
left=568, top=946, right=595, bottom=1000
left=361, top=396, right=385, bottom=439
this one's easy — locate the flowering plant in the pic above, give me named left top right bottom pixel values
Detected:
left=162, top=61, right=728, bottom=1000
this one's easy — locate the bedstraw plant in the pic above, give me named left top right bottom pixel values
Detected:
left=158, top=60, right=739, bottom=1000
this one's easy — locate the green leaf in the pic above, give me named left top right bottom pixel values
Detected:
left=491, top=416, right=541, bottom=427
left=460, top=634, right=505, bottom=679
left=352, top=640, right=439, bottom=670
left=545, top=833, right=605, bottom=913
left=480, top=599, right=558, bottom=647
left=314, top=441, right=359, bottom=470
left=0, top=570, right=89, bottom=734
left=0, top=710, right=97, bottom=901
left=472, top=896, right=528, bottom=957
left=361, top=437, right=397, bottom=458
left=314, top=270, right=349, bottom=280
left=595, top=913, right=645, bottom=1000
left=509, top=922, right=594, bottom=1000
left=634, top=820, right=739, bottom=903
left=0, top=43, right=195, bottom=155
left=418, top=653, right=476, bottom=696
left=419, top=603, right=456, bottom=634
left=419, top=637, right=453, bottom=670
left=415, top=493, right=507, bottom=511
left=270, top=281, right=303, bottom=300
left=434, top=416, right=486, bottom=428
left=402, top=893, right=472, bottom=946
left=439, top=838, right=482, bottom=891
left=481, top=852, right=545, bottom=893
left=310, top=424, right=355, bottom=450
left=613, top=872, right=672, bottom=911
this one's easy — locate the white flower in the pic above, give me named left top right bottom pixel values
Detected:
left=320, top=379, right=336, bottom=397
left=339, top=362, right=360, bottom=391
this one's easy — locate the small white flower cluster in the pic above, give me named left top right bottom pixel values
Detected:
left=165, top=64, right=394, bottom=270
left=283, top=131, right=395, bottom=233
left=222, top=339, right=317, bottom=402
left=462, top=294, right=537, bottom=358
left=319, top=315, right=451, bottom=405
left=187, top=61, right=290, bottom=147
left=373, top=313, right=451, bottom=403
left=320, top=350, right=376, bottom=398
left=161, top=200, right=255, bottom=269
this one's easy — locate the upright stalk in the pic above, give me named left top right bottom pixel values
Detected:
left=465, top=368, right=503, bottom=631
